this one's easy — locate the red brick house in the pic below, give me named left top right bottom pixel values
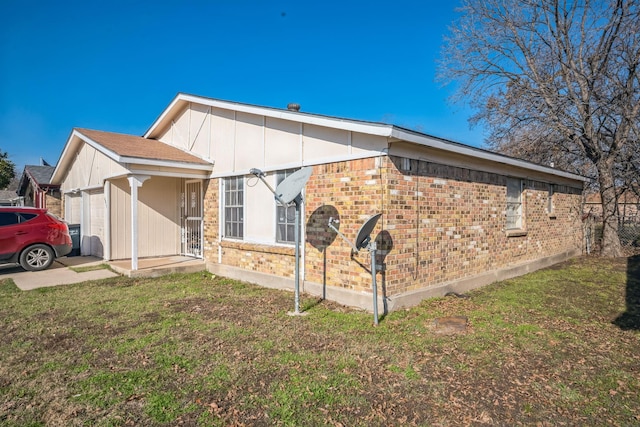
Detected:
left=51, top=93, right=587, bottom=311
left=17, top=164, right=62, bottom=216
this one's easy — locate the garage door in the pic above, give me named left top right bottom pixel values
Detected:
left=88, top=190, right=104, bottom=258
left=66, top=194, right=82, bottom=224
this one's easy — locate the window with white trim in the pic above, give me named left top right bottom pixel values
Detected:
left=224, top=176, right=244, bottom=239
left=506, top=178, right=523, bottom=230
left=276, top=169, right=299, bottom=243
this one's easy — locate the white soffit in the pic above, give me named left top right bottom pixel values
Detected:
left=390, top=127, right=589, bottom=182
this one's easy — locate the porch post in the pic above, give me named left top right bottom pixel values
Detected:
left=104, top=180, right=111, bottom=261
left=128, top=175, right=150, bottom=271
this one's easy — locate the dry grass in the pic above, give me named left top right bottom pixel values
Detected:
left=1, top=256, right=639, bottom=426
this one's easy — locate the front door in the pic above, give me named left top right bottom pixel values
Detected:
left=182, top=180, right=203, bottom=257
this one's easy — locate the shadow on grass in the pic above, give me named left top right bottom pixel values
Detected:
left=613, top=255, right=640, bottom=330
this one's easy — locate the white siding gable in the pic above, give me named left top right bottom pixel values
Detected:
left=155, top=102, right=388, bottom=176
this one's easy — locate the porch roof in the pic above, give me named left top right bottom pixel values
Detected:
left=76, top=128, right=211, bottom=165
left=51, top=128, right=213, bottom=184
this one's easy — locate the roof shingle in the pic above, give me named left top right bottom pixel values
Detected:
left=77, top=128, right=211, bottom=165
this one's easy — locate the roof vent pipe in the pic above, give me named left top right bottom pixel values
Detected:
left=287, top=103, right=300, bottom=112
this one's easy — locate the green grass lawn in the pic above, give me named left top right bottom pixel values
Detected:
left=1, top=256, right=639, bottom=426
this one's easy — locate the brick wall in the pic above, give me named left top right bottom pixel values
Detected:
left=305, top=157, right=386, bottom=293
left=380, top=157, right=582, bottom=296
left=203, top=155, right=583, bottom=300
left=45, top=192, right=62, bottom=217
left=203, top=178, right=297, bottom=277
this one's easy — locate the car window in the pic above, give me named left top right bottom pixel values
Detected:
left=0, top=212, right=19, bottom=226
left=18, top=213, right=37, bottom=223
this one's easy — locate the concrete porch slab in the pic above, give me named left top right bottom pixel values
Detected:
left=108, top=256, right=206, bottom=278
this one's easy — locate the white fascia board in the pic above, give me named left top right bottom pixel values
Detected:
left=390, top=128, right=589, bottom=183
left=120, top=156, right=214, bottom=171
left=144, top=93, right=394, bottom=139
left=52, top=129, right=122, bottom=184
left=143, top=93, right=185, bottom=138
left=51, top=130, right=87, bottom=184
left=145, top=94, right=587, bottom=184
left=127, top=168, right=211, bottom=180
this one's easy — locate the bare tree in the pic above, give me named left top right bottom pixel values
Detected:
left=438, top=0, right=640, bottom=257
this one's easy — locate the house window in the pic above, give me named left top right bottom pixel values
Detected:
left=276, top=169, right=299, bottom=243
left=547, top=184, right=555, bottom=214
left=506, top=178, right=523, bottom=230
left=401, top=158, right=412, bottom=172
left=224, top=176, right=244, bottom=239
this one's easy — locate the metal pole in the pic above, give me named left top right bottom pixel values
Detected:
left=293, top=198, right=301, bottom=314
left=370, top=241, right=379, bottom=326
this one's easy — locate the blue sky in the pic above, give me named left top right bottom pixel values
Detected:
left=0, top=0, right=485, bottom=172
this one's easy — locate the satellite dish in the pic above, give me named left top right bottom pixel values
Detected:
left=354, top=213, right=382, bottom=250
left=275, top=167, right=313, bottom=204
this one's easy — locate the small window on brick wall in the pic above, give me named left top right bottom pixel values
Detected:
left=276, top=169, right=299, bottom=244
left=547, top=184, right=556, bottom=215
left=506, top=178, right=523, bottom=230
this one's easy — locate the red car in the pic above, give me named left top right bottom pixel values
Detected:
left=0, top=207, right=72, bottom=271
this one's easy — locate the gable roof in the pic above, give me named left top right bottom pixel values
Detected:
left=0, top=189, right=17, bottom=200
left=24, top=165, right=55, bottom=185
left=76, top=128, right=211, bottom=165
left=17, top=165, right=57, bottom=196
left=51, top=128, right=213, bottom=184
left=145, top=93, right=589, bottom=183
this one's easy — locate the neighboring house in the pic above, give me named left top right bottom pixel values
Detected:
left=17, top=165, right=62, bottom=216
left=50, top=93, right=588, bottom=311
left=0, top=190, right=21, bottom=206
left=0, top=177, right=22, bottom=206
left=584, top=190, right=639, bottom=223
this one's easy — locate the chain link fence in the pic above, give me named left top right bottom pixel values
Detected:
left=584, top=210, right=640, bottom=255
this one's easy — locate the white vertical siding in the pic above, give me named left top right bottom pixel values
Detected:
left=137, top=177, right=181, bottom=257
left=234, top=112, right=265, bottom=172
left=189, top=103, right=210, bottom=155
left=245, top=173, right=277, bottom=243
left=211, top=107, right=236, bottom=172
left=60, top=143, right=128, bottom=192
left=110, top=179, right=131, bottom=259
left=168, top=107, right=190, bottom=151
left=109, top=177, right=181, bottom=260
left=153, top=104, right=387, bottom=176
left=265, top=117, right=301, bottom=165
left=302, top=124, right=349, bottom=160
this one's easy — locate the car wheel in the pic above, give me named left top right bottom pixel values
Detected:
left=19, top=244, right=55, bottom=271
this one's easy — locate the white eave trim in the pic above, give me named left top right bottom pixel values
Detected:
left=119, top=156, right=213, bottom=171
left=390, top=128, right=589, bottom=183
left=146, top=94, right=587, bottom=184
left=145, top=93, right=393, bottom=139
